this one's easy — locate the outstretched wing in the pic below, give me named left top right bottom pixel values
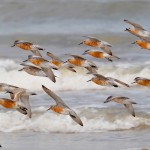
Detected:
left=85, top=66, right=98, bottom=74
left=31, top=50, right=42, bottom=57
left=124, top=19, right=145, bottom=30
left=65, top=54, right=86, bottom=60
left=16, top=108, right=28, bottom=115
left=20, top=94, right=32, bottom=118
left=69, top=110, right=83, bottom=126
left=41, top=67, right=56, bottom=83
left=124, top=103, right=135, bottom=117
left=82, top=36, right=100, bottom=42
left=93, top=73, right=108, bottom=80
left=100, top=46, right=113, bottom=55
left=18, top=41, right=33, bottom=45
left=47, top=52, right=63, bottom=62
left=13, top=90, right=26, bottom=102
left=42, top=85, right=69, bottom=108
left=108, top=78, right=130, bottom=87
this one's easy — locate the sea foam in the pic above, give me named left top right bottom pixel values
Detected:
left=0, top=107, right=149, bottom=133
left=0, top=59, right=150, bottom=91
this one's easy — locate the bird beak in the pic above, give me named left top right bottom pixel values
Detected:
left=131, top=42, right=135, bottom=44
left=63, top=61, right=68, bottom=64
left=18, top=68, right=23, bottom=71
left=29, top=92, right=37, bottom=95
left=124, top=28, right=129, bottom=31
left=11, top=44, right=15, bottom=47
left=20, top=63, right=25, bottom=66
left=131, top=82, right=136, bottom=84
left=47, top=108, right=50, bottom=111
left=86, top=79, right=91, bottom=82
left=78, top=42, right=83, bottom=45
left=23, top=59, right=28, bottom=62
left=104, top=99, right=109, bottom=103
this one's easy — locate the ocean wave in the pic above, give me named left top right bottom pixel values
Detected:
left=0, top=59, right=150, bottom=91
left=0, top=106, right=150, bottom=133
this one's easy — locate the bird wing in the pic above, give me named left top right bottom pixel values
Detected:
left=8, top=84, right=19, bottom=89
left=16, top=108, right=28, bottom=115
left=87, top=60, right=98, bottom=69
left=32, top=45, right=44, bottom=51
left=47, top=52, right=63, bottom=62
left=10, top=93, right=15, bottom=99
left=20, top=62, right=41, bottom=68
left=41, top=67, right=56, bottom=83
left=100, top=46, right=113, bottom=55
left=109, top=78, right=130, bottom=87
left=115, top=96, right=130, bottom=100
left=42, top=85, right=69, bottom=108
left=20, top=94, right=32, bottom=118
left=85, top=66, right=98, bottom=74
left=69, top=110, right=83, bottom=126
left=66, top=54, right=86, bottom=60
left=31, top=50, right=42, bottom=57
left=64, top=64, right=76, bottom=72
left=124, top=103, right=135, bottom=117
left=12, top=90, right=26, bottom=102
left=124, top=19, right=145, bottom=30
left=101, top=41, right=112, bottom=47
left=82, top=36, right=100, bottom=42
left=18, top=41, right=33, bottom=45
left=141, top=36, right=150, bottom=42
left=92, top=73, right=108, bottom=80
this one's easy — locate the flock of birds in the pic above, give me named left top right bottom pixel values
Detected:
left=0, top=19, right=150, bottom=127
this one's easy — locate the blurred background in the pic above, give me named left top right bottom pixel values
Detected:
left=0, top=0, right=150, bottom=59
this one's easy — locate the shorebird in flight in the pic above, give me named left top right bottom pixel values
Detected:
left=19, top=65, right=49, bottom=78
left=11, top=40, right=44, bottom=57
left=47, top=52, right=76, bottom=72
left=132, top=77, right=150, bottom=87
left=82, top=49, right=120, bottom=61
left=132, top=40, right=150, bottom=51
left=0, top=83, right=36, bottom=99
left=0, top=90, right=32, bottom=118
left=104, top=96, right=137, bottom=117
left=124, top=19, right=150, bottom=42
left=65, top=54, right=98, bottom=72
left=79, top=36, right=114, bottom=55
left=42, top=85, right=83, bottom=126
left=87, top=74, right=129, bottom=87
left=23, top=55, right=57, bottom=82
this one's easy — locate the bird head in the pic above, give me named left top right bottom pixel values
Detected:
left=104, top=96, right=113, bottom=103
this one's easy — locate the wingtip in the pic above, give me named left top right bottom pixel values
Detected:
left=28, top=55, right=33, bottom=58
left=80, top=122, right=84, bottom=126
left=42, top=85, right=46, bottom=89
left=113, top=85, right=119, bottom=87
left=47, top=52, right=51, bottom=55
left=78, top=42, right=83, bottom=45
left=125, top=28, right=129, bottom=31
left=132, top=114, right=136, bottom=117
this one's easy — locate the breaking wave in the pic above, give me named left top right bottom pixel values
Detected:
left=0, top=59, right=150, bottom=91
left=0, top=106, right=150, bottom=133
